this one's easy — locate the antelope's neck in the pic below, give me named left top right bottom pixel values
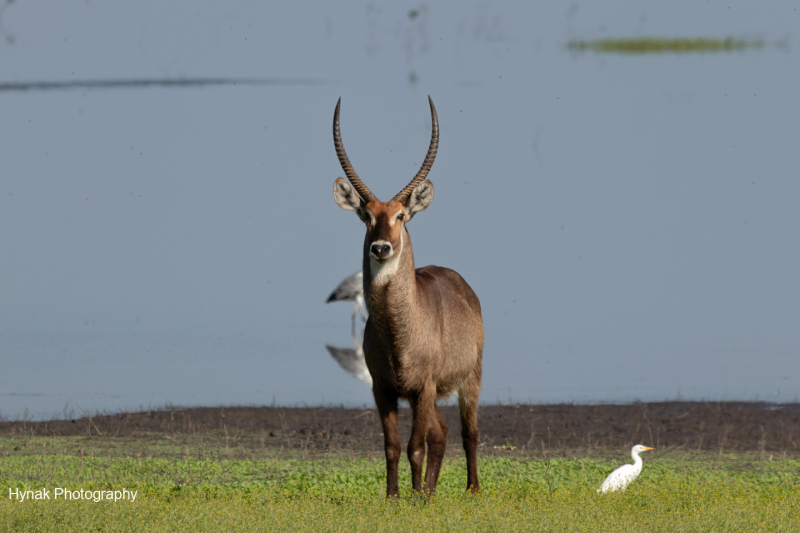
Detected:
left=363, top=228, right=417, bottom=345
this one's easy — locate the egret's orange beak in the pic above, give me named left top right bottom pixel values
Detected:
left=643, top=446, right=654, bottom=450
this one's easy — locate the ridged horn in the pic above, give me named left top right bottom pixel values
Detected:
left=333, top=98, right=376, bottom=203
left=393, top=95, right=438, bottom=204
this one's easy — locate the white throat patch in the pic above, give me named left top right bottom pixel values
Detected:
left=370, top=231, right=404, bottom=285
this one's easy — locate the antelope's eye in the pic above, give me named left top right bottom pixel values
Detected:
left=397, top=213, right=405, bottom=222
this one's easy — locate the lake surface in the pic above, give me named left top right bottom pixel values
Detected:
left=1, top=1, right=798, bottom=420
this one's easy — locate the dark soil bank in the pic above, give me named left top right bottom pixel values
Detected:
left=3, top=402, right=799, bottom=455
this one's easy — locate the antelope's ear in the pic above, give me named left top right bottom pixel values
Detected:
left=334, top=178, right=367, bottom=219
left=405, top=180, right=433, bottom=220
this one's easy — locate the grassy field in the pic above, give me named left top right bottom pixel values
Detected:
left=2, top=433, right=799, bottom=531
left=2, top=481, right=799, bottom=532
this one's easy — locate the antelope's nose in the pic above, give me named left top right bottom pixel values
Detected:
left=370, top=243, right=393, bottom=262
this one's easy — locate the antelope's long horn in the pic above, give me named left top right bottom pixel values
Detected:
left=333, top=98, right=376, bottom=203
left=393, top=95, right=439, bottom=204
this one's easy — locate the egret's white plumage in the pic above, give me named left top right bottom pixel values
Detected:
left=326, top=271, right=367, bottom=338
left=597, top=444, right=654, bottom=493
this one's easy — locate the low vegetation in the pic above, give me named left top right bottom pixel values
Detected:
left=2, top=433, right=799, bottom=531
left=2, top=403, right=798, bottom=530
left=3, top=480, right=800, bottom=532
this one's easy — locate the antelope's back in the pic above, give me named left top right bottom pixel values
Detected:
left=415, top=265, right=484, bottom=386
left=416, top=265, right=482, bottom=318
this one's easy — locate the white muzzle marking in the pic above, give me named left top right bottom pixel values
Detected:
left=370, top=234, right=403, bottom=285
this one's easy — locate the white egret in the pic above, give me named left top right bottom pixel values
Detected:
left=597, top=444, right=654, bottom=493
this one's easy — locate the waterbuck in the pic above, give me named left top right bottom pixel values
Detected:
left=331, top=97, right=484, bottom=496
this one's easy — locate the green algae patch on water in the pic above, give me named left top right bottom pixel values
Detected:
left=567, top=37, right=765, bottom=55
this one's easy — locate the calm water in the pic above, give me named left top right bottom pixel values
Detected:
left=1, top=1, right=798, bottom=420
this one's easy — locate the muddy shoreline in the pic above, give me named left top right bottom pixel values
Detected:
left=3, top=402, right=799, bottom=455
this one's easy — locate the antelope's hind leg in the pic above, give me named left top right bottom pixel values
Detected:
left=374, top=388, right=401, bottom=497
left=423, top=405, right=448, bottom=494
left=458, top=369, right=481, bottom=493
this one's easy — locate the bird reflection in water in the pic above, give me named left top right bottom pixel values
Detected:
left=325, top=337, right=372, bottom=386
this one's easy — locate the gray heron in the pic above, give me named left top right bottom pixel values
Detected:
left=326, top=271, right=367, bottom=338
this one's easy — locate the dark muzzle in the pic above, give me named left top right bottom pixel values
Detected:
left=370, top=243, right=393, bottom=262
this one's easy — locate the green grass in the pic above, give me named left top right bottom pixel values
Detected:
left=2, top=454, right=798, bottom=494
left=2, top=435, right=799, bottom=531
left=2, top=481, right=799, bottom=532
left=567, top=37, right=765, bottom=54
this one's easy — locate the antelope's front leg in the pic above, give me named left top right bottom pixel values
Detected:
left=407, top=387, right=436, bottom=493
left=373, top=389, right=400, bottom=497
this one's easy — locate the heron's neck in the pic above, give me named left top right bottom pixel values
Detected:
left=631, top=451, right=643, bottom=466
